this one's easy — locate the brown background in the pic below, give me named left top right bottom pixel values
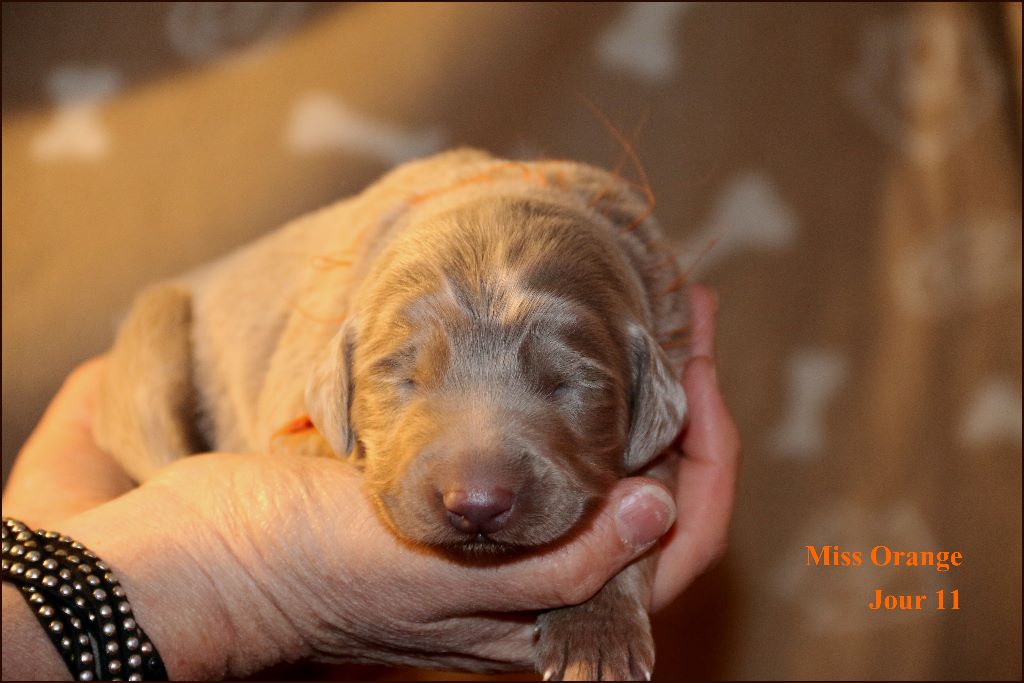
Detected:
left=2, top=3, right=1021, bottom=680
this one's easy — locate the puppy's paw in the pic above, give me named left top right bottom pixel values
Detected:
left=535, top=602, right=654, bottom=681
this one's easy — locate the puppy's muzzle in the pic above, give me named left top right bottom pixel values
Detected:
left=433, top=455, right=522, bottom=539
left=442, top=487, right=516, bottom=536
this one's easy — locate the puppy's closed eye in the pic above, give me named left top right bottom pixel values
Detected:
left=370, top=344, right=431, bottom=395
left=548, top=380, right=571, bottom=400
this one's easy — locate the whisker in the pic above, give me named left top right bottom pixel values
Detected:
left=578, top=94, right=657, bottom=230
left=681, top=234, right=722, bottom=279
left=659, top=272, right=688, bottom=295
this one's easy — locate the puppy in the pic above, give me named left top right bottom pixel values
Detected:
left=95, top=149, right=690, bottom=680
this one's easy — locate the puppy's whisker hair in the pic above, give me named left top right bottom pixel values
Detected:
left=585, top=111, right=647, bottom=215
left=587, top=163, right=626, bottom=210
left=577, top=95, right=657, bottom=232
left=589, top=108, right=651, bottom=210
left=651, top=251, right=678, bottom=273
left=659, top=273, right=688, bottom=296
left=409, top=160, right=541, bottom=206
left=681, top=233, right=724, bottom=279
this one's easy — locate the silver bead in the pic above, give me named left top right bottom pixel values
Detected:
left=59, top=568, right=72, bottom=580
left=78, top=634, right=89, bottom=646
left=105, top=641, right=119, bottom=655
left=118, top=602, right=131, bottom=614
left=87, top=575, right=101, bottom=586
left=108, top=659, right=121, bottom=673
left=126, top=654, right=142, bottom=668
left=55, top=549, right=68, bottom=557
left=79, top=564, right=92, bottom=574
left=16, top=531, right=31, bottom=541
left=95, top=561, right=108, bottom=571
left=42, top=558, right=58, bottom=570
left=23, top=540, right=38, bottom=549
left=71, top=542, right=84, bottom=550
left=60, top=636, right=72, bottom=649
left=92, top=588, right=107, bottom=601
left=44, top=531, right=58, bottom=539
left=10, top=545, right=24, bottom=556
left=125, top=636, right=139, bottom=650
left=29, top=593, right=45, bottom=604
left=139, top=641, right=153, bottom=655
left=128, top=674, right=143, bottom=681
left=10, top=563, right=25, bottom=575
left=80, top=652, right=93, bottom=664
left=24, top=550, right=41, bottom=563
left=87, top=612, right=96, bottom=622
left=73, top=582, right=84, bottom=591
left=61, top=607, right=73, bottom=615
left=25, top=568, right=41, bottom=580
left=99, top=605, right=113, bottom=618
left=58, top=535, right=71, bottom=543
left=68, top=555, right=81, bottom=564
left=38, top=605, right=55, bottom=618
left=112, top=586, right=126, bottom=597
left=44, top=544, right=56, bottom=552
left=60, top=585, right=74, bottom=597
left=48, top=620, right=63, bottom=634
left=102, top=622, right=116, bottom=636
left=83, top=550, right=96, bottom=559
left=1, top=559, right=8, bottom=571
left=104, top=572, right=117, bottom=583
left=122, top=617, right=136, bottom=630
left=70, top=618, right=82, bottom=629
left=78, top=670, right=94, bottom=681
left=1, top=541, right=9, bottom=552
left=74, top=597, right=87, bottom=608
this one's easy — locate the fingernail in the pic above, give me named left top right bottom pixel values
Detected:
left=616, top=485, right=677, bottom=549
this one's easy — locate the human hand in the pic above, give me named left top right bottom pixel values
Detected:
left=1, top=284, right=739, bottom=678
left=651, top=283, right=741, bottom=611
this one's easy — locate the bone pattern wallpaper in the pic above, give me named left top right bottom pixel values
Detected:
left=2, top=3, right=1021, bottom=680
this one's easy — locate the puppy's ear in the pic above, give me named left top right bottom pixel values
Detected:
left=305, top=319, right=357, bottom=458
left=623, top=322, right=687, bottom=472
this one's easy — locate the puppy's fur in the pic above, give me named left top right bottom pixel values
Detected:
left=96, top=149, right=689, bottom=680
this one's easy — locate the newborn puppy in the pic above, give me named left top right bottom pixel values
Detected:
left=96, top=149, right=690, bottom=680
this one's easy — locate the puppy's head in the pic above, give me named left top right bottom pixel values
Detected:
left=307, top=198, right=685, bottom=559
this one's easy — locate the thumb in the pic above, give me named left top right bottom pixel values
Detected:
left=489, top=477, right=677, bottom=611
left=3, top=357, right=134, bottom=527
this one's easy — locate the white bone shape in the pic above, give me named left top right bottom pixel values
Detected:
left=286, top=91, right=446, bottom=166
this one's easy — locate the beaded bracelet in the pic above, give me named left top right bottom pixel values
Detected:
left=1, top=518, right=168, bottom=681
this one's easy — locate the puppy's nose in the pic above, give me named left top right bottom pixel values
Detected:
left=443, top=488, right=516, bottom=535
